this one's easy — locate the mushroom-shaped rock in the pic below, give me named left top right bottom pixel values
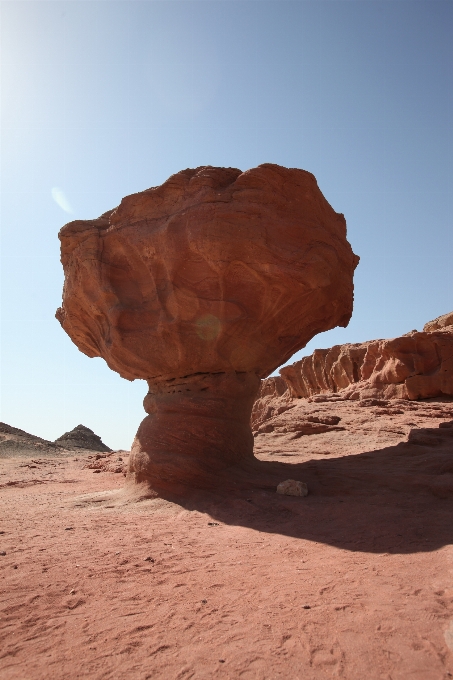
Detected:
left=56, top=164, right=359, bottom=490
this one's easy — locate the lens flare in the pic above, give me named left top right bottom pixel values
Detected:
left=196, top=314, right=221, bottom=341
left=51, top=187, right=73, bottom=214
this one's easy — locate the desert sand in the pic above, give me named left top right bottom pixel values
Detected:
left=1, top=395, right=453, bottom=679
left=2, top=168, right=452, bottom=678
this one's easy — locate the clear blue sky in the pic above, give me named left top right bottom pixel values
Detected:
left=1, top=1, right=452, bottom=449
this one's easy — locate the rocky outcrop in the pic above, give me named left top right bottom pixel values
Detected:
left=0, top=422, right=63, bottom=458
left=54, top=425, right=111, bottom=452
left=280, top=342, right=367, bottom=400
left=424, top=311, right=453, bottom=332
left=252, top=314, right=453, bottom=431
left=57, top=164, right=358, bottom=490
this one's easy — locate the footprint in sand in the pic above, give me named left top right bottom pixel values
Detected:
left=445, top=620, right=453, bottom=652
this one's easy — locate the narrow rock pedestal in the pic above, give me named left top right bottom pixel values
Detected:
left=56, top=164, right=359, bottom=495
left=128, top=372, right=261, bottom=490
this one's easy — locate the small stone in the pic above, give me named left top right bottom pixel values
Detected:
left=0, top=531, right=5, bottom=534
left=208, top=522, right=219, bottom=526
left=201, top=599, right=207, bottom=604
left=70, top=589, right=76, bottom=595
left=276, top=479, right=308, bottom=497
left=13, top=565, right=18, bottom=569
left=246, top=498, right=252, bottom=502
left=93, top=469, right=101, bottom=474
left=144, top=556, right=154, bottom=562
left=219, top=659, right=225, bottom=663
left=303, top=605, right=311, bottom=609
left=0, top=551, right=6, bottom=556
left=65, top=527, right=74, bottom=531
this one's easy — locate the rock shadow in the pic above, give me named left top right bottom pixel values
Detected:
left=161, top=422, right=453, bottom=555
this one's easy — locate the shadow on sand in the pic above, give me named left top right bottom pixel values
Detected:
left=81, top=422, right=453, bottom=556
left=162, top=422, right=453, bottom=554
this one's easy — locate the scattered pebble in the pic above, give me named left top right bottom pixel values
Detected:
left=208, top=522, right=219, bottom=526
left=276, top=479, right=308, bottom=497
left=70, top=589, right=76, bottom=595
left=144, top=556, right=155, bottom=562
left=246, top=498, right=252, bottom=502
left=13, top=565, right=18, bottom=569
left=93, top=470, right=101, bottom=474
left=65, top=527, right=74, bottom=531
left=219, top=659, right=225, bottom=663
left=0, top=551, right=6, bottom=556
left=303, top=605, right=311, bottom=609
left=201, top=599, right=207, bottom=604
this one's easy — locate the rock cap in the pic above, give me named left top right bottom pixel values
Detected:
left=57, top=164, right=358, bottom=382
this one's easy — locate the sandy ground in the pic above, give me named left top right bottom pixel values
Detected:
left=1, top=398, right=453, bottom=679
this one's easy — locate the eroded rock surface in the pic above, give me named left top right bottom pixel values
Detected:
left=57, top=164, right=358, bottom=489
left=252, top=312, right=453, bottom=431
left=424, top=310, right=453, bottom=332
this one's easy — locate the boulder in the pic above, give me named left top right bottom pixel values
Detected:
left=276, top=480, right=308, bottom=497
left=56, top=164, right=358, bottom=490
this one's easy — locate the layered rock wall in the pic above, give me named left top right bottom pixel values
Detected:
left=252, top=316, right=453, bottom=430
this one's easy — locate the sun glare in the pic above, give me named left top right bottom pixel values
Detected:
left=51, top=187, right=73, bottom=214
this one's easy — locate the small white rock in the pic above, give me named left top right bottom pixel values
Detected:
left=276, top=479, right=308, bottom=497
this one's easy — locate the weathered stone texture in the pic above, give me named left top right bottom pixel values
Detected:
left=57, top=164, right=358, bottom=488
left=252, top=313, right=453, bottom=432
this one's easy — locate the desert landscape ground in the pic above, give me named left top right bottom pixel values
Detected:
left=2, top=167, right=452, bottom=678
left=2, top=0, right=452, bottom=676
left=1, top=393, right=453, bottom=679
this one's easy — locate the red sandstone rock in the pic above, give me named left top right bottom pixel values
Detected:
left=276, top=479, right=308, bottom=496
left=424, top=311, right=453, bottom=332
left=252, top=312, right=453, bottom=431
left=57, top=164, right=358, bottom=489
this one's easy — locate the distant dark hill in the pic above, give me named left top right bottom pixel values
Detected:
left=54, top=424, right=112, bottom=452
left=0, top=422, right=62, bottom=458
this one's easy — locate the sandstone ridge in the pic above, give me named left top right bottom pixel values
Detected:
left=252, top=312, right=453, bottom=431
